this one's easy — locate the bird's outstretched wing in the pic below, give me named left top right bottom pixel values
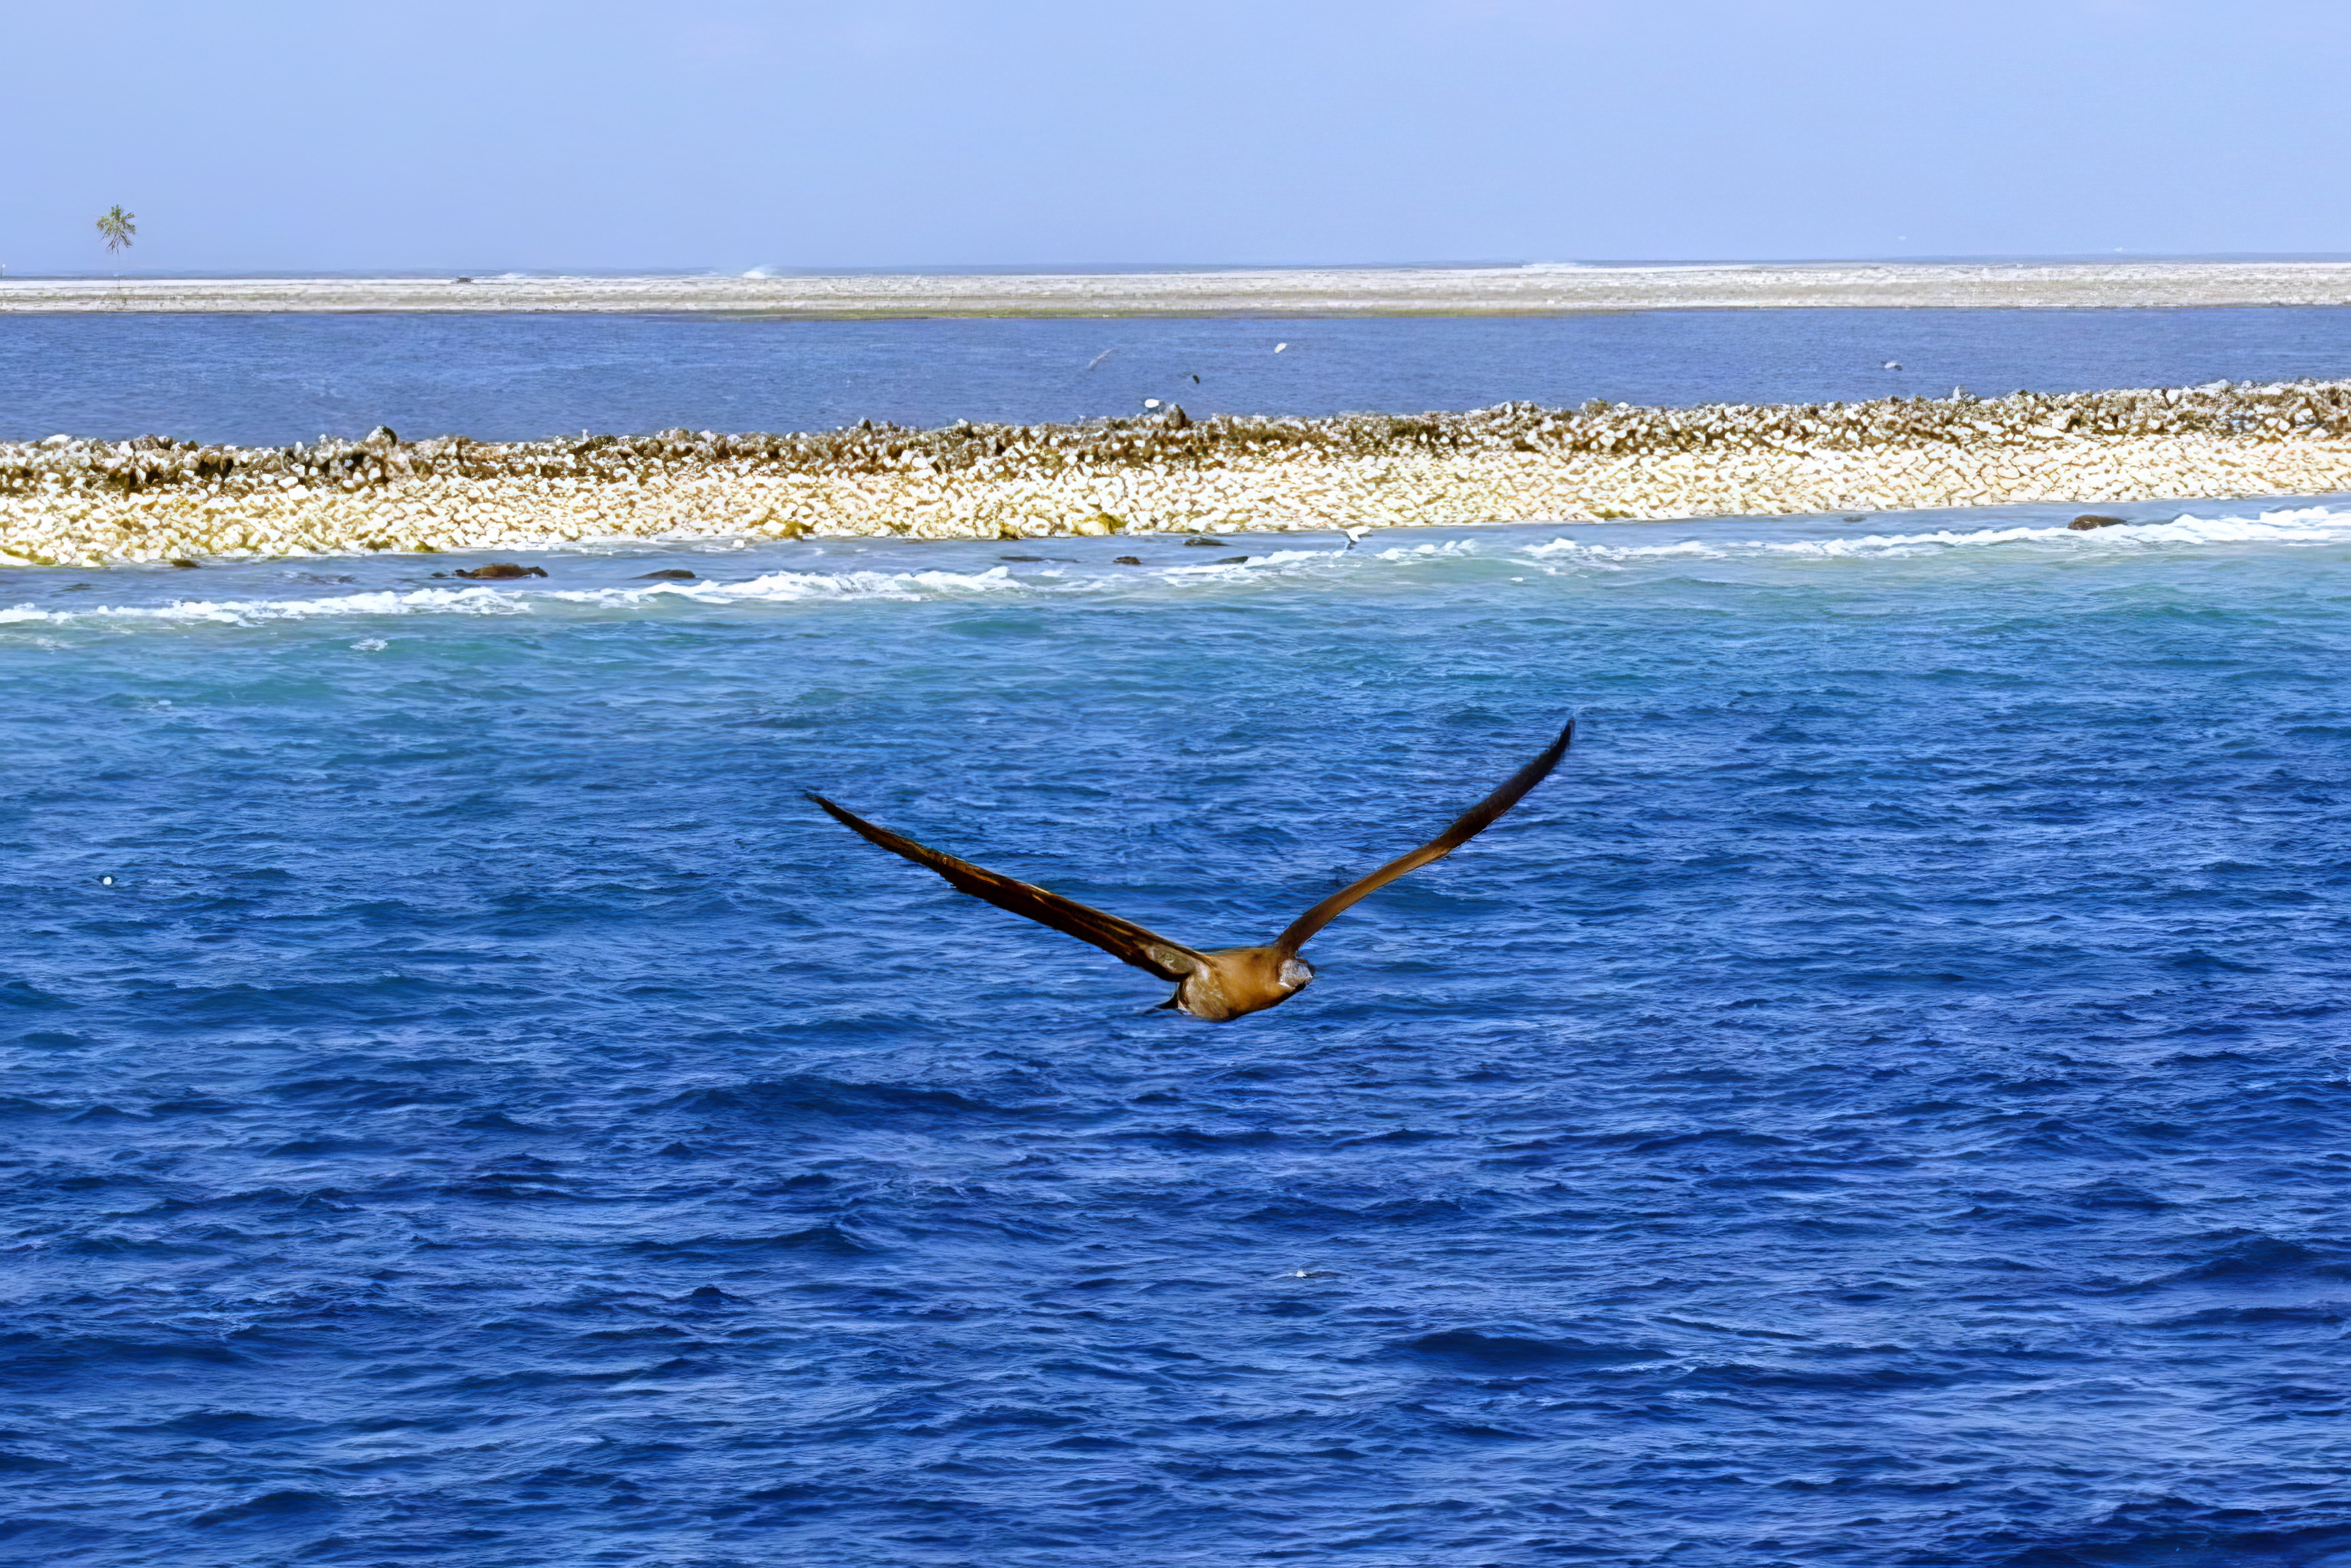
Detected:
left=808, top=792, right=1206, bottom=982
left=1274, top=717, right=1574, bottom=956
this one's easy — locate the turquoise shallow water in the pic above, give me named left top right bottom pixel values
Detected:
left=3, top=500, right=2350, bottom=1566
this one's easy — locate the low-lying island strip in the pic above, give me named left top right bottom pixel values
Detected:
left=6, top=381, right=2350, bottom=567
left=12, top=260, right=2351, bottom=314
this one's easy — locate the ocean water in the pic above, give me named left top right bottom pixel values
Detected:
left=4, top=500, right=2350, bottom=1566
left=5, top=306, right=2351, bottom=445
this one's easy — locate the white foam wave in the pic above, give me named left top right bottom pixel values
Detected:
left=0, top=566, right=1026, bottom=627
left=1517, top=504, right=2351, bottom=564
left=2147, top=504, right=2351, bottom=544
left=547, top=565, right=1024, bottom=607
left=1374, top=540, right=1482, bottom=562
left=7, top=506, right=2342, bottom=631
left=0, top=585, right=535, bottom=627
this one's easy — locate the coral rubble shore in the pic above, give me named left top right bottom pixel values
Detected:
left=6, top=382, right=2351, bottom=567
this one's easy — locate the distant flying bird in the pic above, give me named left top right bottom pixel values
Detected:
left=807, top=719, right=1574, bottom=1019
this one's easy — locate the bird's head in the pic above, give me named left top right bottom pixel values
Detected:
left=1277, top=956, right=1316, bottom=991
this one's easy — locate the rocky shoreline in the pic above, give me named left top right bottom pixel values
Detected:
left=5, top=381, right=2350, bottom=567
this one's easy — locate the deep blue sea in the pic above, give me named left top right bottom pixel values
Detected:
left=5, top=494, right=2351, bottom=1565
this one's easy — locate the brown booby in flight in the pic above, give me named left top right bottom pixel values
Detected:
left=807, top=718, right=1573, bottom=1020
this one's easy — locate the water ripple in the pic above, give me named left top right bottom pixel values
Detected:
left=1, top=510, right=2347, bottom=1565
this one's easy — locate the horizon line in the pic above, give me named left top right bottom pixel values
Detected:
left=13, top=252, right=2351, bottom=283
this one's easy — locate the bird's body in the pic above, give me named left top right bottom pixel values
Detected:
left=809, top=719, right=1573, bottom=1019
left=1163, top=945, right=1315, bottom=1022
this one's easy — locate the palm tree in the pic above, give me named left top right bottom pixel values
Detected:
left=97, top=206, right=136, bottom=255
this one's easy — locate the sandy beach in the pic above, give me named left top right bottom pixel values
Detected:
left=5, top=380, right=2348, bottom=567
left=8, top=260, right=2351, bottom=316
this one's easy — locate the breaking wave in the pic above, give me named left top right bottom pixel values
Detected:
left=0, top=566, right=1029, bottom=627
left=4, top=504, right=2346, bottom=631
left=1518, top=503, right=2351, bottom=564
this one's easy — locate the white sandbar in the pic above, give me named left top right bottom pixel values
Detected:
left=10, top=261, right=2351, bottom=316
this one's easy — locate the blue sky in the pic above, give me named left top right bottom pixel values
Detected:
left=4, top=0, right=2344, bottom=273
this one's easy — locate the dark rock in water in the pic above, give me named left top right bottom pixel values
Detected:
left=2069, top=514, right=2129, bottom=530
left=999, top=554, right=1044, bottom=562
left=1113, top=555, right=1143, bottom=565
left=1217, top=555, right=1249, bottom=564
left=168, top=558, right=200, bottom=569
left=1183, top=536, right=1226, bottom=548
left=636, top=568, right=697, bottom=580
left=1166, top=404, right=1192, bottom=429
left=455, top=563, right=547, bottom=580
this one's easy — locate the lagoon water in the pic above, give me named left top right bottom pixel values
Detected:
left=5, top=500, right=2351, bottom=1565
left=7, top=307, right=2351, bottom=445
